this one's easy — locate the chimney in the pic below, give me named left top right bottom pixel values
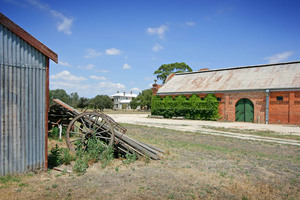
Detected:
left=123, top=92, right=125, bottom=96
left=130, top=91, right=132, bottom=95
left=152, top=80, right=162, bottom=95
left=117, top=91, right=119, bottom=93
left=198, top=68, right=210, bottom=72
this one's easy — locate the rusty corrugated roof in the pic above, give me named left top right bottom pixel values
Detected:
left=157, top=61, right=300, bottom=95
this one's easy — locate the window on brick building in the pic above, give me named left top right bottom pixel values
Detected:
left=201, top=97, right=205, bottom=100
left=276, top=96, right=283, bottom=101
left=217, top=97, right=222, bottom=101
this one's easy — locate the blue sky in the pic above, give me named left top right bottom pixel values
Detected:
left=1, top=0, right=300, bottom=98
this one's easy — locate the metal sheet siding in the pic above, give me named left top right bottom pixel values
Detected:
left=0, top=24, right=46, bottom=175
left=157, top=63, right=300, bottom=95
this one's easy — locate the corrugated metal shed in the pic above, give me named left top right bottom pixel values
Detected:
left=0, top=13, right=57, bottom=175
left=157, top=61, right=300, bottom=95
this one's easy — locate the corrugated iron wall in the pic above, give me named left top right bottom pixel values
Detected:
left=0, top=24, right=46, bottom=175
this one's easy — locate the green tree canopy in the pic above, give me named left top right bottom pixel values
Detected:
left=49, top=89, right=71, bottom=105
left=129, top=97, right=139, bottom=110
left=77, top=97, right=90, bottom=108
left=70, top=92, right=79, bottom=107
left=90, top=95, right=113, bottom=111
left=133, top=89, right=153, bottom=110
left=153, top=62, right=192, bottom=83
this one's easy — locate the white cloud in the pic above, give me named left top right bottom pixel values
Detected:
left=264, top=51, right=293, bottom=63
left=50, top=81, right=91, bottom=90
left=131, top=87, right=141, bottom=92
left=98, top=81, right=126, bottom=94
left=26, top=0, right=73, bottom=35
left=50, top=70, right=87, bottom=81
left=185, top=21, right=195, bottom=26
left=78, top=64, right=95, bottom=70
left=89, top=75, right=106, bottom=80
left=58, top=61, right=72, bottom=67
left=105, top=48, right=122, bottom=55
left=147, top=24, right=168, bottom=39
left=84, top=48, right=102, bottom=58
left=50, top=10, right=73, bottom=35
left=152, top=43, right=163, bottom=52
left=148, top=83, right=154, bottom=88
left=123, top=63, right=131, bottom=69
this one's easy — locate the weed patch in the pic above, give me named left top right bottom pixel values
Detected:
left=122, top=152, right=137, bottom=165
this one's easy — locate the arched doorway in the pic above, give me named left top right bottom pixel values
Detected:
left=235, top=98, right=254, bottom=122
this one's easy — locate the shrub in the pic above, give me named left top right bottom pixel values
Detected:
left=49, top=126, right=67, bottom=140
left=60, top=148, right=75, bottom=165
left=122, top=152, right=137, bottom=165
left=48, top=145, right=75, bottom=168
left=73, top=155, right=89, bottom=175
left=100, top=146, right=114, bottom=168
left=72, top=136, right=115, bottom=173
left=151, top=94, right=219, bottom=120
left=48, top=145, right=62, bottom=168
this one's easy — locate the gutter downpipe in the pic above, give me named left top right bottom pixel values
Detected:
left=265, top=89, right=270, bottom=124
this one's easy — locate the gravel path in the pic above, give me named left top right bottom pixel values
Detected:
left=108, top=114, right=300, bottom=146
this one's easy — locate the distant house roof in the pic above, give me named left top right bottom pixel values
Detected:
left=0, top=12, right=58, bottom=63
left=111, top=92, right=138, bottom=98
left=157, top=61, right=300, bottom=95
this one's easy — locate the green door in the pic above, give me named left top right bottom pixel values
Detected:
left=235, top=98, right=254, bottom=122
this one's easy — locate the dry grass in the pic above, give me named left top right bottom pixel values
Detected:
left=0, top=124, right=299, bottom=200
left=201, top=125, right=300, bottom=141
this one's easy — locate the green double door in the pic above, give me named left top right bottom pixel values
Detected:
left=235, top=98, right=254, bottom=122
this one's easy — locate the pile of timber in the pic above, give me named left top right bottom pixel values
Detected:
left=49, top=99, right=164, bottom=160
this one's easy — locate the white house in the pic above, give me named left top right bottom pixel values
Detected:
left=111, top=91, right=138, bottom=109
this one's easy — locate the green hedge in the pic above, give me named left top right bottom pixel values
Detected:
left=151, top=94, right=219, bottom=120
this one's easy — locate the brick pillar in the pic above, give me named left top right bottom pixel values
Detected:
left=224, top=94, right=230, bottom=121
left=288, top=92, right=295, bottom=124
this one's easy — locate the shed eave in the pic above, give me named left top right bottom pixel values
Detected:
left=156, top=87, right=300, bottom=95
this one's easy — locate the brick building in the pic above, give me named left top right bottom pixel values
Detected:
left=152, top=61, right=300, bottom=125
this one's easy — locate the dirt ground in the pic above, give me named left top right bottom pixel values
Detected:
left=108, top=114, right=300, bottom=146
left=108, top=114, right=300, bottom=135
left=1, top=121, right=299, bottom=200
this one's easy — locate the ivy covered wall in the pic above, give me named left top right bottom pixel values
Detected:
left=151, top=94, right=220, bottom=120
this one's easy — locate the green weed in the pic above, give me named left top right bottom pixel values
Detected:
left=0, top=175, right=21, bottom=184
left=122, top=152, right=137, bottom=165
left=100, top=146, right=114, bottom=168
left=48, top=145, right=75, bottom=168
left=73, top=155, right=89, bottom=175
left=18, top=182, right=29, bottom=187
left=48, top=144, right=62, bottom=168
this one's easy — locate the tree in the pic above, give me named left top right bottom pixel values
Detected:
left=133, top=89, right=153, bottom=110
left=70, top=92, right=79, bottom=108
left=90, top=95, right=113, bottom=111
left=129, top=97, right=139, bottom=109
left=49, top=89, right=71, bottom=104
left=77, top=97, right=89, bottom=108
left=153, top=62, right=192, bottom=83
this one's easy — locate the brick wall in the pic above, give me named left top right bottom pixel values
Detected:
left=218, top=92, right=266, bottom=123
left=269, top=91, right=300, bottom=124
left=155, top=90, right=300, bottom=125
